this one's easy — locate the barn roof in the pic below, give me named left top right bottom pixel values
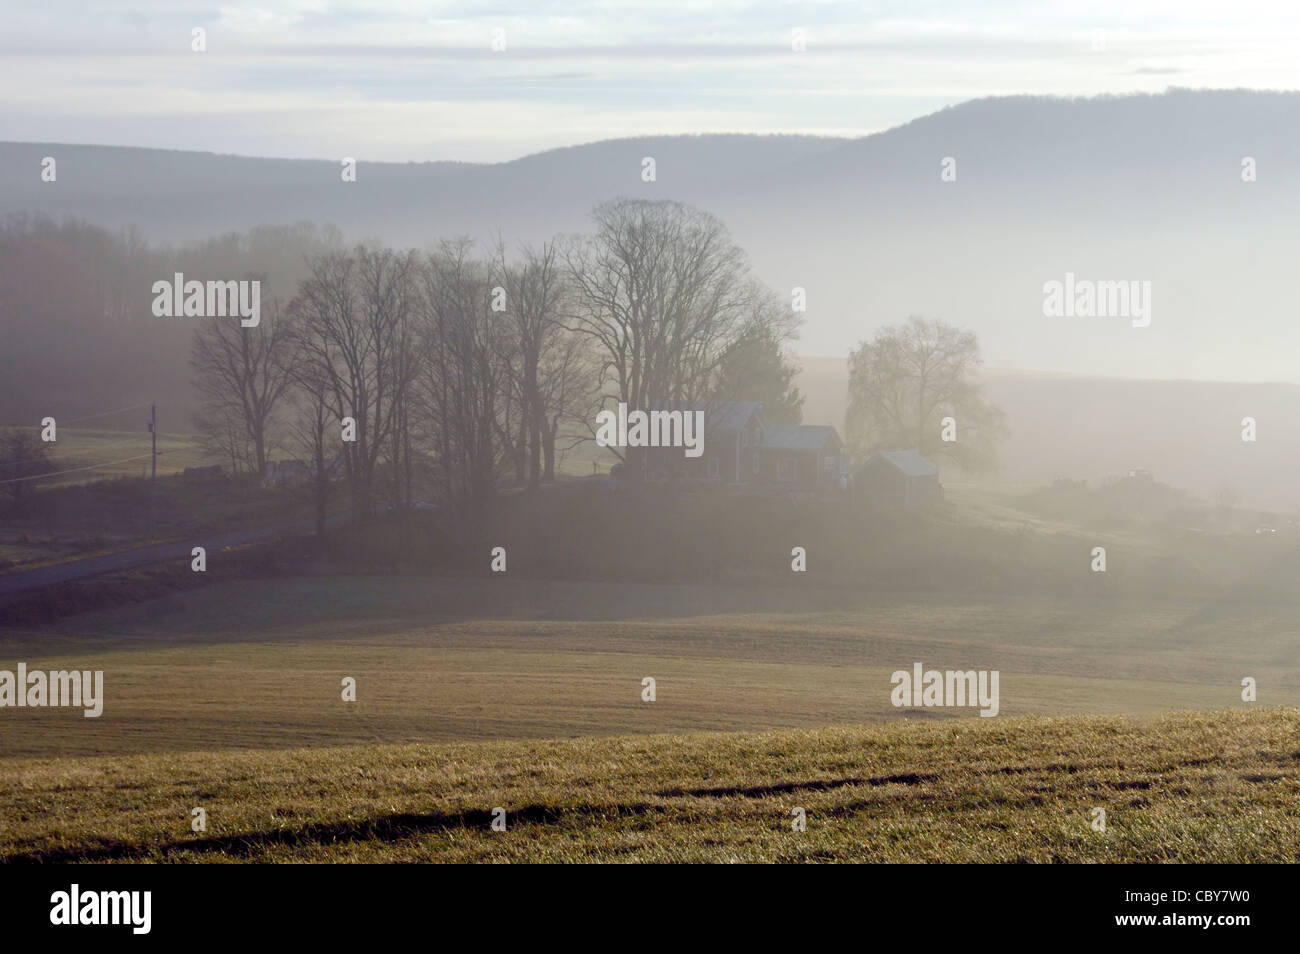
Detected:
left=867, top=449, right=938, bottom=478
left=763, top=425, right=841, bottom=451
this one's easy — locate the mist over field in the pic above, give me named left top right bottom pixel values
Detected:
left=798, top=357, right=1300, bottom=511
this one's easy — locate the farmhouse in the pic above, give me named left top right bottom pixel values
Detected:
left=635, top=400, right=844, bottom=494
left=758, top=425, right=842, bottom=493
left=263, top=455, right=345, bottom=487
left=852, top=449, right=941, bottom=508
left=641, top=400, right=765, bottom=482
left=696, top=400, right=766, bottom=482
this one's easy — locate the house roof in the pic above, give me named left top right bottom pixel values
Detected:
left=763, top=425, right=841, bottom=452
left=864, top=449, right=938, bottom=478
left=693, top=400, right=763, bottom=432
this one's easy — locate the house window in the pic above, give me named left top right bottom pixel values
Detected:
left=778, top=457, right=797, bottom=481
left=752, top=453, right=761, bottom=476
left=707, top=456, right=720, bottom=478
left=823, top=456, right=834, bottom=473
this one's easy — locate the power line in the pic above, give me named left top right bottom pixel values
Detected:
left=0, top=402, right=154, bottom=431
left=0, top=436, right=148, bottom=461
left=62, top=403, right=154, bottom=426
left=45, top=435, right=150, bottom=452
left=0, top=453, right=157, bottom=486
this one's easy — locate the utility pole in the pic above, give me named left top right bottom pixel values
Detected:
left=150, top=404, right=157, bottom=482
left=148, top=404, right=156, bottom=536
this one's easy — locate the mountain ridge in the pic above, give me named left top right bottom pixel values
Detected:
left=4, top=89, right=1300, bottom=380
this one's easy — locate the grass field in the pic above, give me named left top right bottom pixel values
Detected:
left=0, top=437, right=312, bottom=573
left=0, top=428, right=202, bottom=567
left=1, top=576, right=1297, bottom=759
left=2, top=708, right=1296, bottom=862
left=3, top=569, right=1297, bottom=862
left=25, top=427, right=207, bottom=486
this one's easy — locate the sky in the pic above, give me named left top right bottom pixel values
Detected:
left=3, top=1, right=1300, bottom=162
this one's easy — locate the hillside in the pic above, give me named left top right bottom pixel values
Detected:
left=2, top=708, right=1294, bottom=863
left=4, top=566, right=1298, bottom=758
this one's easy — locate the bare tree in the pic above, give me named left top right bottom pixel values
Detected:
left=289, top=247, right=419, bottom=524
left=538, top=327, right=601, bottom=481
left=189, top=286, right=295, bottom=478
left=415, top=240, right=509, bottom=526
left=564, top=199, right=764, bottom=475
left=846, top=316, right=1006, bottom=472
left=285, top=375, right=335, bottom=539
left=493, top=238, right=574, bottom=490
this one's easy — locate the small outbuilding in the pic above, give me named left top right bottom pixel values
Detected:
left=852, top=449, right=940, bottom=508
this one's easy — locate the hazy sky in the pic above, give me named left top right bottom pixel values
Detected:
left=3, top=1, right=1299, bottom=162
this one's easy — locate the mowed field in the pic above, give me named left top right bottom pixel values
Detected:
left=2, top=576, right=1298, bottom=757
left=2, top=575, right=1297, bottom=862
left=15, top=427, right=206, bottom=488
left=2, top=709, right=1297, bottom=862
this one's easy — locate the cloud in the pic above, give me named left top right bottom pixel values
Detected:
left=3, top=1, right=1299, bottom=159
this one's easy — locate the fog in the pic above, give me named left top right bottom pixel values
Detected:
left=3, top=89, right=1298, bottom=508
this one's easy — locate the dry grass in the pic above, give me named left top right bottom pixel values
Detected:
left=3, top=576, right=1296, bottom=862
left=2, top=577, right=1296, bottom=757
left=1, top=708, right=1296, bottom=863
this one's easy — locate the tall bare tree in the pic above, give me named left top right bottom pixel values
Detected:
left=289, top=247, right=419, bottom=524
left=284, top=374, right=335, bottom=539
left=493, top=238, right=574, bottom=490
left=846, top=316, right=1006, bottom=472
left=537, top=327, right=601, bottom=481
left=189, top=285, right=295, bottom=478
left=564, top=199, right=766, bottom=474
left=415, top=240, right=509, bottom=526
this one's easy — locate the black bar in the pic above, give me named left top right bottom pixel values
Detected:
left=0, top=863, right=1277, bottom=941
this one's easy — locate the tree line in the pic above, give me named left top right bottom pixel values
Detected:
left=190, top=199, right=805, bottom=530
left=0, top=202, right=1004, bottom=524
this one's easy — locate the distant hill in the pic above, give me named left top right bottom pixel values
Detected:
left=5, top=89, right=1300, bottom=380
left=0, top=134, right=848, bottom=247
left=6, top=88, right=1300, bottom=381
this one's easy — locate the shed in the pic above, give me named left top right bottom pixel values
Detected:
left=853, top=449, right=940, bottom=508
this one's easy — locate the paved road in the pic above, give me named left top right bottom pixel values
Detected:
left=0, top=518, right=325, bottom=599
